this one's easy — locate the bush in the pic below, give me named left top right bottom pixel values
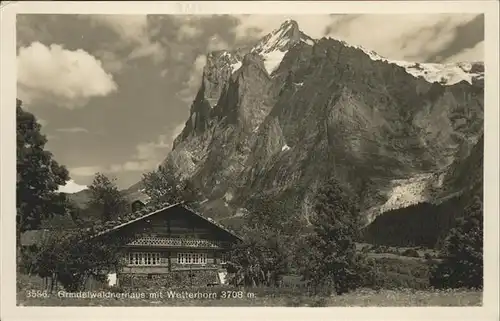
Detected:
left=401, top=249, right=420, bottom=258
left=430, top=194, right=483, bottom=289
left=360, top=257, right=430, bottom=290
left=34, top=230, right=128, bottom=292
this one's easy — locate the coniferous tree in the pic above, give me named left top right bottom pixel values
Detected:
left=430, top=192, right=483, bottom=289
left=302, top=178, right=366, bottom=295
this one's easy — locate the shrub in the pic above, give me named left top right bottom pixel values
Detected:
left=402, top=249, right=420, bottom=258
left=430, top=194, right=483, bottom=289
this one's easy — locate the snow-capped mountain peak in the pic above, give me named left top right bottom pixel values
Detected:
left=252, top=19, right=314, bottom=54
left=251, top=19, right=315, bottom=75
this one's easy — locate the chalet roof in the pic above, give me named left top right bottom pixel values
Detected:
left=91, top=202, right=242, bottom=241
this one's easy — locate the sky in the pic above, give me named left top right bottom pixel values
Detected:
left=16, top=13, right=484, bottom=192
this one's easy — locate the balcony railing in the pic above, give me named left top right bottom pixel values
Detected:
left=126, top=237, right=230, bottom=249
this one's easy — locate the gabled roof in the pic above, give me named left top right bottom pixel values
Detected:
left=92, top=202, right=242, bottom=241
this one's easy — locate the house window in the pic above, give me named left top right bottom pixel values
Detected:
left=220, top=253, right=228, bottom=264
left=177, top=252, right=207, bottom=265
left=128, top=252, right=161, bottom=266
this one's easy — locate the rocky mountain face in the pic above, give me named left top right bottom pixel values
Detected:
left=146, top=20, right=483, bottom=246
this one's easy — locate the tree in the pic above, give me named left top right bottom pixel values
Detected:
left=16, top=99, right=70, bottom=260
left=141, top=165, right=202, bottom=206
left=430, top=192, right=483, bottom=289
left=301, top=177, right=366, bottom=295
left=34, top=228, right=129, bottom=292
left=87, top=173, right=128, bottom=222
left=227, top=191, right=306, bottom=287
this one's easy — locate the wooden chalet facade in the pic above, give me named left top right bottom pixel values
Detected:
left=95, top=201, right=242, bottom=288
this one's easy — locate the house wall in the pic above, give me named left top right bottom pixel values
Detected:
left=119, top=270, right=220, bottom=289
left=110, top=205, right=236, bottom=289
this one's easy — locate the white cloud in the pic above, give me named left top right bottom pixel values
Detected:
left=88, top=15, right=147, bottom=42
left=171, top=123, right=185, bottom=141
left=17, top=42, right=117, bottom=108
left=443, top=41, right=484, bottom=63
left=234, top=14, right=483, bottom=62
left=84, top=15, right=166, bottom=63
left=109, top=161, right=153, bottom=173
left=325, top=14, right=480, bottom=62
left=177, top=23, right=204, bottom=40
left=94, top=49, right=125, bottom=73
left=109, top=132, right=179, bottom=173
left=55, top=127, right=89, bottom=133
left=58, top=179, right=88, bottom=194
left=135, top=134, right=170, bottom=160
left=37, top=118, right=48, bottom=127
left=207, top=35, right=230, bottom=52
left=109, top=122, right=185, bottom=174
left=177, top=55, right=207, bottom=102
left=70, top=166, right=102, bottom=177
left=128, top=41, right=166, bottom=63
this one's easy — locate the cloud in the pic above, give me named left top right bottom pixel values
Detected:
left=109, top=124, right=185, bottom=174
left=323, top=14, right=482, bottom=62
left=70, top=166, right=102, bottom=177
left=17, top=42, right=117, bottom=108
left=207, top=35, right=230, bottom=52
left=177, top=55, right=207, bottom=102
left=443, top=41, right=484, bottom=63
left=87, top=15, right=147, bottom=42
left=233, top=14, right=483, bottom=62
left=37, top=118, right=48, bottom=127
left=94, top=49, right=125, bottom=73
left=171, top=123, right=185, bottom=142
left=177, top=23, right=204, bottom=40
left=55, top=127, right=89, bottom=133
left=109, top=134, right=172, bottom=173
left=424, top=15, right=484, bottom=63
left=58, top=179, right=88, bottom=194
left=160, top=69, right=169, bottom=78
left=84, top=15, right=166, bottom=63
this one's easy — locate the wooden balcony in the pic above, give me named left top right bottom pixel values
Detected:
left=126, top=237, right=231, bottom=249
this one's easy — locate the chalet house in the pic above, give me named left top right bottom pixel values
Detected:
left=91, top=201, right=242, bottom=289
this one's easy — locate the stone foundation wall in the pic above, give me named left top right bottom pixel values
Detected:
left=119, top=270, right=220, bottom=289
